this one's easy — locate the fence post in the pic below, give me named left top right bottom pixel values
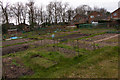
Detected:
left=41, top=39, right=42, bottom=45
left=77, top=39, right=79, bottom=55
left=93, top=42, right=96, bottom=50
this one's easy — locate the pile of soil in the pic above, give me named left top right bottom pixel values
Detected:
left=2, top=57, right=33, bottom=78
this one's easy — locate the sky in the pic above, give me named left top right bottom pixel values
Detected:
left=1, top=0, right=120, bottom=12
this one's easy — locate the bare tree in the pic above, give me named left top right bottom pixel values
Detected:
left=61, top=3, right=69, bottom=23
left=0, top=1, right=11, bottom=24
left=53, top=1, right=58, bottom=24
left=46, top=2, right=54, bottom=24
left=21, top=4, right=28, bottom=24
left=27, top=0, right=36, bottom=29
left=10, top=2, right=23, bottom=24
left=47, top=1, right=64, bottom=24
left=75, top=5, right=92, bottom=15
left=38, top=5, right=44, bottom=23
left=67, top=7, right=74, bottom=22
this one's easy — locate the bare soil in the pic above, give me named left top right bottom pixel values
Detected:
left=2, top=57, right=33, bottom=78
left=2, top=39, right=59, bottom=55
left=56, top=33, right=91, bottom=40
left=2, top=38, right=31, bottom=46
left=2, top=44, right=29, bottom=55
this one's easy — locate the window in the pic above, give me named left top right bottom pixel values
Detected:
left=90, top=15, right=94, bottom=18
left=113, top=13, right=117, bottom=16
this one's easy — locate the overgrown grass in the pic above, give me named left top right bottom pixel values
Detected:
left=3, top=44, right=118, bottom=78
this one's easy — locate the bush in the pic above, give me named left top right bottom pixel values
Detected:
left=2, top=24, right=8, bottom=34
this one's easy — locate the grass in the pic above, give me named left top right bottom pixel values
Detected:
left=77, top=28, right=117, bottom=34
left=104, top=37, right=118, bottom=43
left=11, top=59, right=21, bottom=67
left=3, top=45, right=118, bottom=78
left=2, top=28, right=118, bottom=78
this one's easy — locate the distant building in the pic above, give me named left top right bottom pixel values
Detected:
left=111, top=8, right=120, bottom=20
left=88, top=11, right=103, bottom=23
left=110, top=8, right=120, bottom=27
left=71, top=14, right=88, bottom=27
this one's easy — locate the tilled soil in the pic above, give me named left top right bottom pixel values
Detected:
left=2, top=39, right=59, bottom=55
left=55, top=33, right=91, bottom=40
left=2, top=57, right=33, bottom=78
left=3, top=38, right=31, bottom=46
left=2, top=44, right=29, bottom=55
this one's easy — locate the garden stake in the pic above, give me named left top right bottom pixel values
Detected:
left=41, top=40, right=42, bottom=45
left=77, top=39, right=79, bottom=55
left=93, top=42, right=96, bottom=50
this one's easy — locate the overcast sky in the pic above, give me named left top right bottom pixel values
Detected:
left=1, top=0, right=120, bottom=12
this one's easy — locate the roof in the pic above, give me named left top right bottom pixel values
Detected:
left=89, top=11, right=101, bottom=15
left=111, top=8, right=120, bottom=14
left=73, top=14, right=87, bottom=19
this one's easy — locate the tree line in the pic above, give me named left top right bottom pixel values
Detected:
left=0, top=0, right=110, bottom=28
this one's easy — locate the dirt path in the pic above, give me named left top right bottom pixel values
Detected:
left=94, top=34, right=119, bottom=43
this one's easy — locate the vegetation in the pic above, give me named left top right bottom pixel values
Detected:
left=3, top=45, right=118, bottom=78
left=2, top=28, right=118, bottom=78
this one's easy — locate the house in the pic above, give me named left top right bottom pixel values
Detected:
left=110, top=8, right=120, bottom=27
left=111, top=8, right=120, bottom=20
left=71, top=14, right=88, bottom=28
left=88, top=11, right=103, bottom=23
